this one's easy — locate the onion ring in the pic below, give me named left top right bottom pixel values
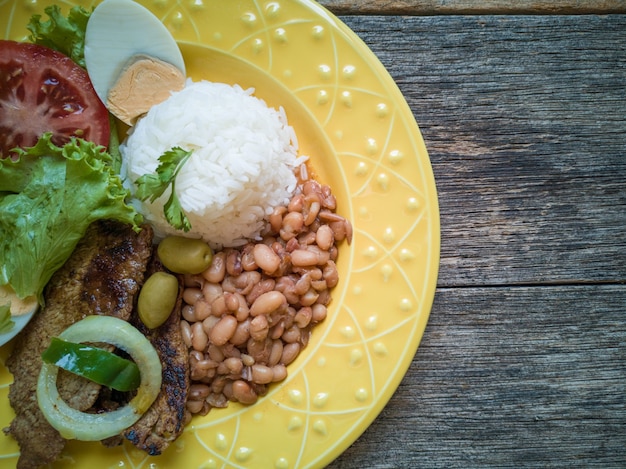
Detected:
left=37, top=315, right=162, bottom=440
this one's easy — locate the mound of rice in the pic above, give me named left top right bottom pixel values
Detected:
left=121, top=79, right=306, bottom=248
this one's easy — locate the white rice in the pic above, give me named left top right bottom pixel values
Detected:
left=121, top=79, right=306, bottom=248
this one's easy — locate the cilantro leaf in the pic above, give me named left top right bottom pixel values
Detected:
left=0, top=134, right=142, bottom=305
left=27, top=5, right=91, bottom=68
left=0, top=303, right=14, bottom=335
left=135, top=147, right=193, bottom=232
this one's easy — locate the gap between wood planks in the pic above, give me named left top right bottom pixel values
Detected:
left=318, top=0, right=626, bottom=16
left=438, top=280, right=626, bottom=290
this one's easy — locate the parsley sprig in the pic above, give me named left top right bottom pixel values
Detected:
left=135, top=147, right=193, bottom=232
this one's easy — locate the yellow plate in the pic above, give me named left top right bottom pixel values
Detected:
left=0, top=1, right=440, bottom=467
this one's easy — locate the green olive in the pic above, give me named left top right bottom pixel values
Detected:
left=157, top=236, right=213, bottom=275
left=138, top=272, right=179, bottom=329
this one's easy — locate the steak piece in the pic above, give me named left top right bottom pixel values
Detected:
left=3, top=220, right=153, bottom=469
left=103, top=256, right=190, bottom=455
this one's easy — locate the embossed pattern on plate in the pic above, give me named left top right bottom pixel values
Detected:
left=0, top=1, right=439, bottom=467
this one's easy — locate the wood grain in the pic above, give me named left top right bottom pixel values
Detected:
left=319, top=0, right=626, bottom=15
left=324, top=14, right=626, bottom=468
left=344, top=14, right=626, bottom=287
left=329, top=285, right=626, bottom=468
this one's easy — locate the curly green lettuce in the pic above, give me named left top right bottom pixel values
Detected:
left=0, top=134, right=142, bottom=305
left=27, top=5, right=91, bottom=68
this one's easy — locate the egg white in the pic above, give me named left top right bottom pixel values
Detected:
left=84, top=0, right=186, bottom=105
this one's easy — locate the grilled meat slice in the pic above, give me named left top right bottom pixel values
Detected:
left=3, top=220, right=153, bottom=469
left=120, top=257, right=190, bottom=455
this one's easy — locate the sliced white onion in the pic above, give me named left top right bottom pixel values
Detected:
left=37, top=315, right=162, bottom=441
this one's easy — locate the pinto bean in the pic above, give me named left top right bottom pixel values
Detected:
left=223, top=357, right=243, bottom=375
left=344, top=218, right=353, bottom=244
left=207, top=393, right=228, bottom=408
left=247, top=337, right=273, bottom=362
left=241, top=353, right=255, bottom=367
left=250, top=314, right=269, bottom=341
left=294, top=307, right=312, bottom=328
left=275, top=276, right=299, bottom=305
left=280, top=211, right=304, bottom=240
left=189, top=383, right=211, bottom=401
left=298, top=231, right=317, bottom=246
left=191, top=321, right=209, bottom=352
left=311, top=304, right=328, bottom=322
left=253, top=243, right=281, bottom=273
left=209, top=315, right=238, bottom=346
left=281, top=342, right=301, bottom=365
left=180, top=320, right=192, bottom=347
left=316, top=288, right=332, bottom=306
left=210, top=295, right=228, bottom=317
left=183, top=287, right=203, bottom=306
left=329, top=245, right=339, bottom=261
left=191, top=359, right=217, bottom=380
left=294, top=273, right=311, bottom=296
left=251, top=364, right=274, bottom=384
left=203, top=251, right=226, bottom=283
left=323, top=194, right=337, bottom=211
left=316, top=224, right=334, bottom=251
left=281, top=325, right=302, bottom=344
left=307, top=245, right=330, bottom=265
left=300, top=288, right=319, bottom=306
left=302, top=180, right=321, bottom=196
left=288, top=193, right=304, bottom=212
left=240, top=243, right=258, bottom=271
left=202, top=283, right=223, bottom=304
left=268, top=340, right=284, bottom=366
left=318, top=210, right=345, bottom=223
left=233, top=293, right=250, bottom=322
left=272, top=364, right=288, bottom=382
left=231, top=271, right=262, bottom=294
left=232, top=380, right=257, bottom=405
left=202, top=316, right=220, bottom=335
left=194, top=299, right=212, bottom=321
left=311, top=279, right=328, bottom=291
left=224, top=292, right=240, bottom=312
left=182, top=304, right=196, bottom=323
left=186, top=399, right=205, bottom=414
left=270, top=321, right=286, bottom=340
left=269, top=206, right=287, bottom=233
left=230, top=319, right=251, bottom=346
left=226, top=250, right=243, bottom=276
left=291, top=249, right=318, bottom=267
left=250, top=291, right=287, bottom=317
left=247, top=278, right=276, bottom=304
left=304, top=200, right=321, bottom=226
left=284, top=237, right=299, bottom=253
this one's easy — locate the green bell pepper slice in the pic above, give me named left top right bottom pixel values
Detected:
left=41, top=337, right=140, bottom=392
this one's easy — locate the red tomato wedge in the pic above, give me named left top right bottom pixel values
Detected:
left=0, top=40, right=110, bottom=159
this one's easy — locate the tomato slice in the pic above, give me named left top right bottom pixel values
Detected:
left=0, top=40, right=110, bottom=159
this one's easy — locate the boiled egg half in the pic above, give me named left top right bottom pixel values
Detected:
left=84, top=0, right=186, bottom=125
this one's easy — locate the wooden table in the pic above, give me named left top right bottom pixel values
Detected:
left=318, top=1, right=626, bottom=467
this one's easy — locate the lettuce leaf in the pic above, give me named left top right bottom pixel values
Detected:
left=0, top=303, right=14, bottom=335
left=0, top=134, right=142, bottom=305
left=27, top=5, right=91, bottom=68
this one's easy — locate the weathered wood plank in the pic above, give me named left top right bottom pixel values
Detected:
left=319, top=0, right=626, bottom=15
left=328, top=284, right=626, bottom=468
left=340, top=15, right=626, bottom=287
